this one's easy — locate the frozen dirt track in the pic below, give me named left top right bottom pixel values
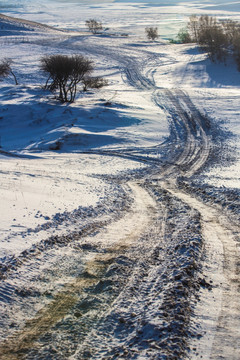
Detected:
left=0, top=14, right=240, bottom=360
left=153, top=87, right=240, bottom=359
left=0, top=183, right=158, bottom=359
left=154, top=88, right=240, bottom=358
left=164, top=185, right=240, bottom=360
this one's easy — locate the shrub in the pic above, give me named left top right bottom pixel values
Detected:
left=82, top=76, right=108, bottom=91
left=177, top=28, right=192, bottom=43
left=0, top=60, right=9, bottom=78
left=187, top=15, right=229, bottom=63
left=40, top=54, right=94, bottom=102
left=145, top=27, right=159, bottom=41
left=175, top=15, right=240, bottom=69
left=0, top=58, right=18, bottom=84
left=85, top=19, right=103, bottom=34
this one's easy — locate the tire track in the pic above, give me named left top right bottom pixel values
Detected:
left=0, top=21, right=239, bottom=359
left=0, top=183, right=158, bottom=359
left=154, top=87, right=240, bottom=358
left=153, top=88, right=211, bottom=178
left=162, top=183, right=240, bottom=360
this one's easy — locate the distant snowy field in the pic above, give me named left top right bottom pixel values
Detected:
left=2, top=0, right=240, bottom=39
left=1, top=0, right=240, bottom=258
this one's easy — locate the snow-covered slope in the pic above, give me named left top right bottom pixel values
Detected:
left=0, top=2, right=240, bottom=359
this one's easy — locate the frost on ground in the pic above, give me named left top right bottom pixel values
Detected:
left=0, top=1, right=240, bottom=359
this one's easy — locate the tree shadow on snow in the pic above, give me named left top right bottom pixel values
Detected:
left=204, top=58, right=240, bottom=87
left=184, top=56, right=240, bottom=88
left=0, top=87, right=141, bottom=153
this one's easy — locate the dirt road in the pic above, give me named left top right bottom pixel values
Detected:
left=0, top=17, right=239, bottom=359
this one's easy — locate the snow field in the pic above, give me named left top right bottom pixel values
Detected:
left=0, top=1, right=240, bottom=359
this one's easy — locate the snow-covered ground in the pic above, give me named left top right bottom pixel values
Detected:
left=0, top=1, right=240, bottom=359
left=1, top=0, right=240, bottom=255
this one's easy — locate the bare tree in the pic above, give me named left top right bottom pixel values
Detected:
left=145, top=27, right=159, bottom=41
left=221, top=19, right=239, bottom=44
left=85, top=19, right=103, bottom=34
left=186, top=15, right=240, bottom=70
left=82, top=76, right=108, bottom=91
left=222, top=20, right=240, bottom=69
left=0, top=58, right=18, bottom=84
left=187, top=16, right=228, bottom=63
left=188, top=15, right=199, bottom=42
left=40, top=54, right=94, bottom=103
left=233, top=34, right=240, bottom=71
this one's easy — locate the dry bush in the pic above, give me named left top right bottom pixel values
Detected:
left=40, top=54, right=94, bottom=102
left=82, top=76, right=108, bottom=91
left=145, top=27, right=159, bottom=41
left=188, top=15, right=230, bottom=63
left=0, top=58, right=18, bottom=84
left=85, top=19, right=103, bottom=34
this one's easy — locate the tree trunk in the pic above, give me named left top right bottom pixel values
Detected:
left=10, top=70, right=18, bottom=85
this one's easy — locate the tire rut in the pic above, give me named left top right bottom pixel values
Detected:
left=162, top=183, right=240, bottom=359
left=0, top=183, right=157, bottom=359
left=0, top=27, right=239, bottom=360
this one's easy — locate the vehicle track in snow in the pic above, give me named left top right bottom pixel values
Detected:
left=89, top=46, right=240, bottom=358
left=152, top=86, right=240, bottom=358
left=152, top=85, right=240, bottom=359
left=0, top=183, right=158, bottom=359
left=162, top=183, right=240, bottom=360
left=153, top=88, right=211, bottom=178
left=0, top=23, right=240, bottom=359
